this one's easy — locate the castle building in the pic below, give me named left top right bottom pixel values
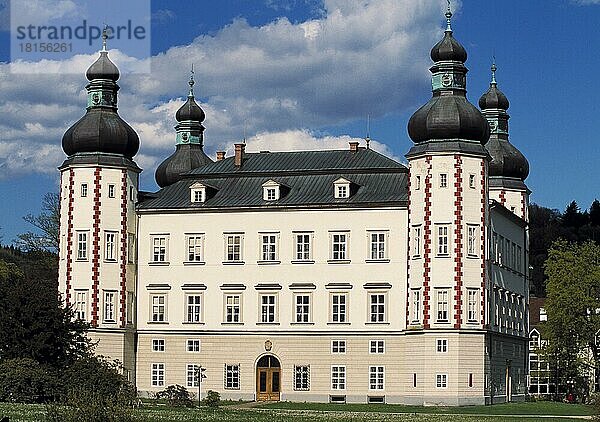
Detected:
left=58, top=9, right=530, bottom=405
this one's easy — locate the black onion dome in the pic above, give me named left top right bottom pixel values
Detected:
left=487, top=137, right=529, bottom=180
left=408, top=95, right=490, bottom=144
left=430, top=31, right=467, bottom=63
left=479, top=84, right=509, bottom=110
left=155, top=144, right=213, bottom=188
left=86, top=51, right=119, bottom=81
left=176, top=96, right=205, bottom=122
left=62, top=109, right=140, bottom=158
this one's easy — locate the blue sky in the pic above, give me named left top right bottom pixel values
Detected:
left=0, top=0, right=599, bottom=243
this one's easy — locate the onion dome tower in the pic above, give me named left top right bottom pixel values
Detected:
left=405, top=4, right=489, bottom=332
left=57, top=28, right=138, bottom=382
left=479, top=62, right=530, bottom=221
left=155, top=69, right=213, bottom=188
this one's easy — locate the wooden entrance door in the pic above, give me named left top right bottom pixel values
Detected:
left=256, top=355, right=281, bottom=401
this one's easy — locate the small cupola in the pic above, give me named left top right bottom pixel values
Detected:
left=155, top=67, right=213, bottom=188
left=61, top=28, right=140, bottom=159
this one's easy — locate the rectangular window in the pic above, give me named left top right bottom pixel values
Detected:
left=225, top=234, right=243, bottom=262
left=294, top=233, right=312, bottom=261
left=369, top=231, right=387, bottom=260
left=331, top=366, right=346, bottom=390
left=104, top=231, right=116, bottom=261
left=129, top=186, right=135, bottom=201
left=411, top=288, right=421, bottom=324
left=369, top=340, right=385, bottom=354
left=294, top=365, right=310, bottom=391
left=151, top=236, right=168, bottom=262
left=80, top=183, right=88, bottom=197
left=260, top=294, right=277, bottom=323
left=369, top=366, right=384, bottom=390
left=436, top=338, right=448, bottom=353
left=151, top=363, right=165, bottom=387
left=439, top=173, right=447, bottom=188
left=224, top=364, right=240, bottom=389
left=330, top=233, right=348, bottom=261
left=436, top=225, right=449, bottom=256
left=75, top=290, right=88, bottom=321
left=369, top=293, right=386, bottom=323
left=467, top=289, right=479, bottom=323
left=469, top=373, right=474, bottom=388
left=103, top=291, right=116, bottom=323
left=108, top=184, right=115, bottom=198
left=187, top=364, right=199, bottom=388
left=436, top=289, right=449, bottom=323
left=186, top=295, right=202, bottom=323
left=186, top=235, right=204, bottom=262
left=469, top=174, right=476, bottom=189
left=260, top=234, right=278, bottom=261
left=295, top=294, right=310, bottom=323
left=336, top=185, right=348, bottom=198
left=413, top=373, right=417, bottom=388
left=225, top=294, right=241, bottom=323
left=436, top=373, right=448, bottom=388
left=76, top=231, right=88, bottom=260
left=187, top=339, right=200, bottom=352
left=151, top=294, right=166, bottom=322
left=126, top=291, right=134, bottom=324
left=412, top=225, right=422, bottom=258
left=127, top=233, right=135, bottom=264
left=415, top=175, right=421, bottom=190
left=152, top=339, right=165, bottom=352
left=467, top=225, right=478, bottom=257
left=266, top=187, right=277, bottom=200
left=331, top=340, right=346, bottom=354
left=331, top=293, right=347, bottom=323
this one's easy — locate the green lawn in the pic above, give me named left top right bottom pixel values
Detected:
left=263, top=400, right=593, bottom=416
left=0, top=402, right=593, bottom=422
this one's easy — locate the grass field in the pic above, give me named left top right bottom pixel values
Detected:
left=0, top=401, right=593, bottom=422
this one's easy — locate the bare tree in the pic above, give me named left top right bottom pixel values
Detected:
left=15, top=192, right=59, bottom=253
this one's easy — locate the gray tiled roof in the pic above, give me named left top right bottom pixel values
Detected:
left=138, top=149, right=408, bottom=210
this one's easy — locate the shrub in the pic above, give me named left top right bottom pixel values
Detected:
left=45, top=390, right=143, bottom=422
left=155, top=384, right=194, bottom=408
left=203, top=390, right=221, bottom=408
left=0, top=358, right=58, bottom=403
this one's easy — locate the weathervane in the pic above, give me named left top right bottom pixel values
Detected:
left=491, top=56, right=497, bottom=85
left=445, top=0, right=452, bottom=32
left=189, top=64, right=195, bottom=97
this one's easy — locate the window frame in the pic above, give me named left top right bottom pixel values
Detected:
left=369, top=339, right=385, bottom=354
left=185, top=234, right=205, bottom=263
left=436, top=224, right=450, bottom=257
left=436, top=338, right=448, bottom=353
left=108, top=184, right=116, bottom=198
left=103, top=290, right=116, bottom=323
left=368, top=292, right=387, bottom=323
left=224, top=293, right=242, bottom=324
left=224, top=364, right=240, bottom=390
left=435, top=288, right=450, bottom=323
left=329, top=231, right=350, bottom=262
left=185, top=294, right=203, bottom=324
left=412, top=225, right=422, bottom=258
left=80, top=183, right=88, bottom=197
left=439, top=173, right=448, bottom=188
left=466, top=224, right=478, bottom=257
left=74, top=289, right=88, bottom=321
left=369, top=366, right=385, bottom=391
left=293, top=365, right=310, bottom=391
left=293, top=232, right=313, bottom=262
left=224, top=233, right=244, bottom=263
left=467, top=288, right=479, bottom=323
left=186, top=339, right=201, bottom=352
left=293, top=293, right=311, bottom=324
left=367, top=230, right=388, bottom=261
left=330, top=292, right=348, bottom=324
left=76, top=230, right=89, bottom=261
left=331, top=365, right=346, bottom=390
left=186, top=364, right=200, bottom=388
left=150, top=294, right=167, bottom=323
left=152, top=338, right=165, bottom=352
left=259, top=232, right=279, bottom=263
left=259, top=293, right=278, bottom=324
left=150, top=235, right=169, bottom=264
left=104, top=231, right=117, bottom=262
left=436, top=373, right=448, bottom=389
left=151, top=363, right=165, bottom=387
left=331, top=339, right=347, bottom=354
left=410, top=288, right=421, bottom=324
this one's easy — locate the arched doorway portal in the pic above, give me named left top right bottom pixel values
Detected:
left=256, top=354, right=281, bottom=401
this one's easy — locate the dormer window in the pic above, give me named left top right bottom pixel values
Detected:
left=333, top=177, right=352, bottom=199
left=262, top=180, right=281, bottom=201
left=190, top=182, right=207, bottom=203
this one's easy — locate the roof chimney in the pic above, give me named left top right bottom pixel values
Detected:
left=216, top=151, right=226, bottom=161
left=234, top=143, right=245, bottom=167
left=349, top=141, right=359, bottom=152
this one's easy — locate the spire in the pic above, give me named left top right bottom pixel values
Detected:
left=445, top=0, right=452, bottom=32
left=188, top=64, right=195, bottom=98
left=491, top=58, right=497, bottom=85
left=365, top=114, right=371, bottom=150
left=101, top=25, right=108, bottom=52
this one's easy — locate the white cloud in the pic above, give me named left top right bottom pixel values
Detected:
left=0, top=0, right=449, bottom=182
left=573, top=0, right=600, bottom=4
